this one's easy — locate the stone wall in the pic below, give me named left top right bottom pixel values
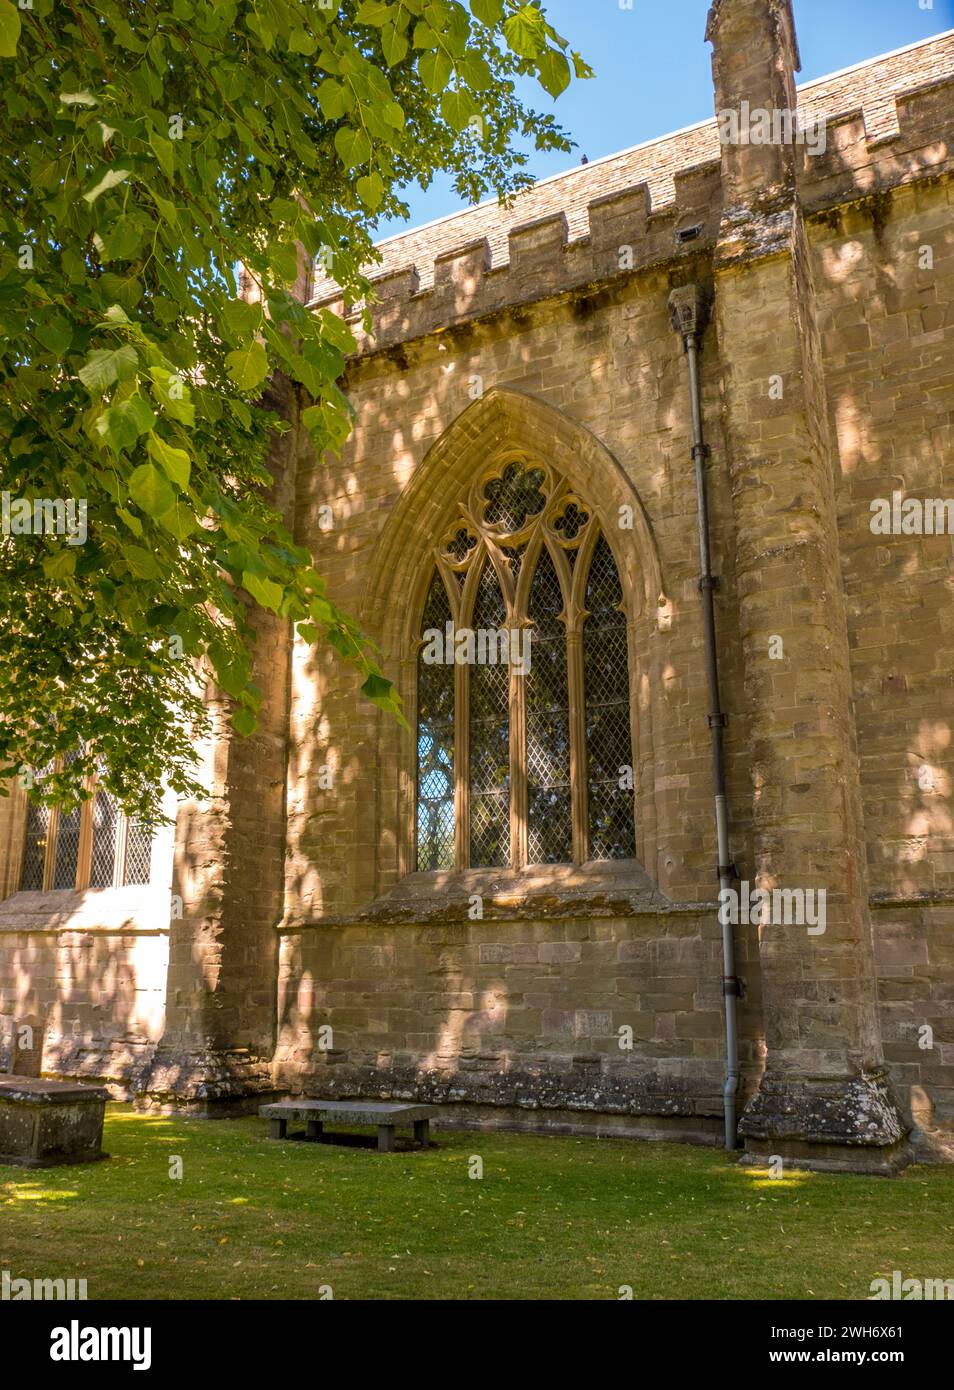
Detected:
left=274, top=868, right=765, bottom=1143
left=275, top=16, right=954, bottom=1168
left=0, top=889, right=169, bottom=1095
left=0, top=5, right=951, bottom=1170
left=811, top=179, right=954, bottom=900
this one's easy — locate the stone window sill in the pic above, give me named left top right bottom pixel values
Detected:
left=288, top=861, right=705, bottom=928
left=0, top=885, right=170, bottom=934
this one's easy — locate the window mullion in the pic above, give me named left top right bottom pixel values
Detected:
left=76, top=790, right=94, bottom=891
left=114, top=813, right=129, bottom=889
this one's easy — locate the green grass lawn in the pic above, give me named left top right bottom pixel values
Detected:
left=1, top=1104, right=952, bottom=1300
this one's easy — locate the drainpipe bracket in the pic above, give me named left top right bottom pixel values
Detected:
left=722, top=976, right=742, bottom=998
left=690, top=443, right=711, bottom=462
left=698, top=574, right=721, bottom=593
left=707, top=712, right=728, bottom=729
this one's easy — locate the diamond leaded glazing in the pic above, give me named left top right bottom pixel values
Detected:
left=469, top=557, right=510, bottom=868
left=415, top=458, right=635, bottom=872
left=525, top=547, right=572, bottom=864
left=584, top=535, right=635, bottom=860
left=417, top=570, right=455, bottom=871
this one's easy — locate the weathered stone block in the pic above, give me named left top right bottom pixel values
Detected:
left=0, top=1076, right=108, bottom=1168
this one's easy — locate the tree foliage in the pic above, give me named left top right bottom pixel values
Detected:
left=0, top=0, right=589, bottom=819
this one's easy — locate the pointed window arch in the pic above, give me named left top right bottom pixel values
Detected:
left=415, top=457, right=636, bottom=870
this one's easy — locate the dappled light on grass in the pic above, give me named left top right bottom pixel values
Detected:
left=2, top=1182, right=79, bottom=1204
left=739, top=1166, right=815, bottom=1191
left=108, top=1112, right=175, bottom=1128
left=0, top=1106, right=952, bottom=1300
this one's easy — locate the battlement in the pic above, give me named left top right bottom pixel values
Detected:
left=308, top=30, right=954, bottom=354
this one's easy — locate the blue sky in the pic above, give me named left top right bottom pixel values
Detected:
left=378, top=0, right=954, bottom=239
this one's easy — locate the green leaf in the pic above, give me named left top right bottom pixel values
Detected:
left=383, top=99, right=405, bottom=130
left=268, top=242, right=300, bottom=283
left=147, top=433, right=191, bottom=489
left=221, top=299, right=263, bottom=342
left=83, top=167, right=133, bottom=203
left=149, top=130, right=175, bottom=179
left=60, top=91, right=99, bottom=107
left=459, top=52, right=493, bottom=90
left=441, top=89, right=478, bottom=133
left=150, top=190, right=180, bottom=228
left=231, top=705, right=257, bottom=736
left=230, top=397, right=252, bottom=430
left=537, top=48, right=571, bottom=99
left=382, top=25, right=409, bottom=66
left=225, top=340, right=269, bottom=392
left=318, top=310, right=357, bottom=355
left=355, top=0, right=393, bottom=24
left=129, top=461, right=175, bottom=517
left=124, top=545, right=159, bottom=579
left=36, top=315, right=73, bottom=356
left=100, top=217, right=144, bottom=261
left=361, top=671, right=403, bottom=718
left=148, top=367, right=195, bottom=425
left=334, top=126, right=372, bottom=170
left=418, top=49, right=453, bottom=93
left=0, top=0, right=20, bottom=58
left=288, top=28, right=317, bottom=55
left=356, top=171, right=384, bottom=211
left=242, top=571, right=284, bottom=611
left=116, top=506, right=143, bottom=537
left=43, top=549, right=76, bottom=581
left=502, top=7, right=545, bottom=58
left=96, top=395, right=156, bottom=453
left=78, top=345, right=139, bottom=395
left=156, top=498, right=198, bottom=539
left=470, top=0, right=504, bottom=25
left=317, top=80, right=351, bottom=120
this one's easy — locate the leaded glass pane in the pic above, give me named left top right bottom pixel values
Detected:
left=19, top=768, right=52, bottom=891
left=469, top=558, right=510, bottom=868
left=525, top=547, right=572, bottom=864
left=89, top=788, right=118, bottom=888
left=483, top=462, right=546, bottom=533
left=553, top=501, right=589, bottom=542
left=52, top=749, right=84, bottom=890
left=417, top=571, right=455, bottom=871
left=584, top=535, right=636, bottom=860
left=442, top=528, right=477, bottom=563
left=123, top=820, right=153, bottom=886
left=52, top=805, right=81, bottom=889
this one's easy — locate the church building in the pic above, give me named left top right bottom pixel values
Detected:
left=2, top=1, right=953, bottom=1174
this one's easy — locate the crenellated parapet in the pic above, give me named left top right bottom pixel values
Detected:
left=307, top=33, right=954, bottom=356
left=312, top=158, right=724, bottom=354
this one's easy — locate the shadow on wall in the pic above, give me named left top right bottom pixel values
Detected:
left=0, top=891, right=169, bottom=1095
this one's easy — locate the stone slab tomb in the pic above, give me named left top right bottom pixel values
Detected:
left=0, top=1075, right=109, bottom=1168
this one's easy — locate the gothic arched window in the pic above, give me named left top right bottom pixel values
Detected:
left=415, top=458, right=636, bottom=872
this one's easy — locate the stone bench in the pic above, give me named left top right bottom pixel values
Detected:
left=0, top=1076, right=109, bottom=1168
left=260, top=1099, right=436, bottom=1153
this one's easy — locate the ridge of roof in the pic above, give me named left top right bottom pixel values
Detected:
left=796, top=25, right=954, bottom=93
left=369, top=28, right=954, bottom=256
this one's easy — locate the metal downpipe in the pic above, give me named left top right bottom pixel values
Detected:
left=669, top=285, right=740, bottom=1152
